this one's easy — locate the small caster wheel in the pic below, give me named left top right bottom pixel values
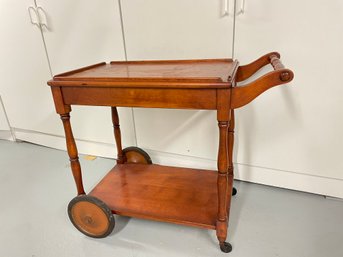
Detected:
left=219, top=242, right=232, bottom=253
left=232, top=187, right=237, bottom=196
left=68, top=195, right=115, bottom=238
left=122, top=146, right=152, bottom=164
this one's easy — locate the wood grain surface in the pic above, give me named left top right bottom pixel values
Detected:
left=48, top=53, right=294, bottom=250
left=48, top=59, right=239, bottom=88
left=89, top=164, right=218, bottom=229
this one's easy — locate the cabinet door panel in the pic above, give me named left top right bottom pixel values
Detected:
left=36, top=0, right=125, bottom=73
left=122, top=0, right=234, bottom=60
left=234, top=0, right=343, bottom=179
left=37, top=0, right=135, bottom=146
left=0, top=1, right=54, bottom=134
left=134, top=109, right=219, bottom=159
left=122, top=0, right=235, bottom=159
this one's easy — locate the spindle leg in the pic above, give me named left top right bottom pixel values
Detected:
left=60, top=113, right=85, bottom=195
left=216, top=120, right=231, bottom=253
left=227, top=109, right=235, bottom=208
left=111, top=107, right=124, bottom=164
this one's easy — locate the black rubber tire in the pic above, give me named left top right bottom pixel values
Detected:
left=220, top=242, right=233, bottom=253
left=68, top=195, right=115, bottom=238
left=232, top=187, right=237, bottom=196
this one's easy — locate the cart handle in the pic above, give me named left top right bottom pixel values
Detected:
left=236, top=52, right=289, bottom=82
left=231, top=52, right=294, bottom=109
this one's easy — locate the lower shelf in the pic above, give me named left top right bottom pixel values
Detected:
left=89, top=164, right=218, bottom=229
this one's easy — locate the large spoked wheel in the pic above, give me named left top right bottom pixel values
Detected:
left=122, top=146, right=152, bottom=164
left=68, top=195, right=115, bottom=238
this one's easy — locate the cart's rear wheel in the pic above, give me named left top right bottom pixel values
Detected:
left=232, top=187, right=237, bottom=196
left=68, top=195, right=115, bottom=238
left=123, top=146, right=152, bottom=164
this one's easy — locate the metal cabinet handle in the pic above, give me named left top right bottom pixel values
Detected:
left=28, top=6, right=39, bottom=27
left=37, top=6, right=49, bottom=29
left=222, top=0, right=229, bottom=17
left=236, top=0, right=246, bottom=16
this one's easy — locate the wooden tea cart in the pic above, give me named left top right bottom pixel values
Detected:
left=48, top=52, right=293, bottom=253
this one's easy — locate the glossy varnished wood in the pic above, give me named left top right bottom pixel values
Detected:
left=227, top=110, right=235, bottom=213
left=232, top=52, right=294, bottom=109
left=236, top=52, right=280, bottom=82
left=111, top=107, right=124, bottom=164
left=216, top=88, right=231, bottom=245
left=60, top=113, right=85, bottom=195
left=231, top=68, right=294, bottom=109
left=49, top=59, right=238, bottom=88
left=48, top=53, right=294, bottom=252
left=89, top=164, right=218, bottom=229
left=61, top=87, right=217, bottom=110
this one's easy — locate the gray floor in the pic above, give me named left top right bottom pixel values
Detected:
left=0, top=140, right=342, bottom=257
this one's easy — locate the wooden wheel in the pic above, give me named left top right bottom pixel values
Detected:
left=68, top=195, right=115, bottom=238
left=122, top=146, right=152, bottom=164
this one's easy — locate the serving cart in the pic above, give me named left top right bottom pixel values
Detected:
left=48, top=52, right=294, bottom=253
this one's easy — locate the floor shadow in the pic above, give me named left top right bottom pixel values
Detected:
left=110, top=215, right=131, bottom=235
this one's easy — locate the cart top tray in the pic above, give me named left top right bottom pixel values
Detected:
left=48, top=59, right=239, bottom=88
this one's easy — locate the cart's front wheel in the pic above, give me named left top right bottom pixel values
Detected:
left=123, top=146, right=152, bottom=164
left=68, top=195, right=115, bottom=238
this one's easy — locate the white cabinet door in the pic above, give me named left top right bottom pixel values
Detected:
left=36, top=0, right=135, bottom=147
left=0, top=1, right=53, bottom=134
left=234, top=0, right=343, bottom=196
left=121, top=0, right=235, bottom=60
left=121, top=0, right=235, bottom=160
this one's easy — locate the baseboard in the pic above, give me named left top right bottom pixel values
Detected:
left=14, top=128, right=116, bottom=158
left=147, top=150, right=343, bottom=199
left=13, top=128, right=343, bottom=199
left=234, top=163, right=343, bottom=199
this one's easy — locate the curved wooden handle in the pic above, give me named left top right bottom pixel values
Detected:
left=231, top=53, right=294, bottom=109
left=236, top=52, right=281, bottom=82
left=269, top=54, right=293, bottom=82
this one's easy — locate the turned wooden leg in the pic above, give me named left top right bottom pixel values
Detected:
left=216, top=120, right=231, bottom=252
left=60, top=113, right=85, bottom=195
left=226, top=122, right=235, bottom=238
left=111, top=107, right=124, bottom=164
left=227, top=109, right=236, bottom=205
